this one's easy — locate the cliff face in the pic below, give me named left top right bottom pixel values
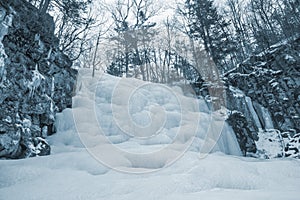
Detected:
left=224, top=36, right=300, bottom=158
left=0, top=0, right=77, bottom=158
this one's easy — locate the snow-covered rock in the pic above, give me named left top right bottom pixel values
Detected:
left=256, top=129, right=285, bottom=159
left=284, top=133, right=300, bottom=158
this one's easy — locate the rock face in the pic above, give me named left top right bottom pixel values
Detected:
left=226, top=111, right=258, bottom=156
left=0, top=0, right=77, bottom=158
left=284, top=133, right=300, bottom=158
left=224, top=36, right=300, bottom=157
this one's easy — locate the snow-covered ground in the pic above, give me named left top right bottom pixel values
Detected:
left=0, top=69, right=300, bottom=200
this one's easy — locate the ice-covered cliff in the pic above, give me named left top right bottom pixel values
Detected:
left=224, top=36, right=300, bottom=158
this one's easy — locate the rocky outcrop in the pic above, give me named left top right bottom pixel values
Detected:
left=226, top=111, right=258, bottom=156
left=224, top=36, right=300, bottom=157
left=284, top=133, right=300, bottom=158
left=0, top=0, right=77, bottom=158
left=225, top=37, right=300, bottom=133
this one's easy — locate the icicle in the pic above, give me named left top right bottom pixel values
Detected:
left=49, top=77, right=55, bottom=120
left=51, top=77, right=55, bottom=98
left=0, top=13, right=9, bottom=85
left=28, top=64, right=45, bottom=98
left=34, top=33, right=40, bottom=41
left=0, top=43, right=7, bottom=85
left=245, top=96, right=262, bottom=129
left=47, top=47, right=52, bottom=60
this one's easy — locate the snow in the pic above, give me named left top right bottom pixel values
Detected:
left=27, top=65, right=45, bottom=98
left=271, top=82, right=279, bottom=88
left=1, top=150, right=300, bottom=200
left=1, top=69, right=300, bottom=199
left=256, top=129, right=284, bottom=158
left=229, top=85, right=245, bottom=98
left=284, top=54, right=296, bottom=62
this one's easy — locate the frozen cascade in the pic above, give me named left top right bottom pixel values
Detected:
left=212, top=123, right=242, bottom=156
left=261, top=106, right=274, bottom=129
left=245, top=96, right=262, bottom=129
left=69, top=69, right=242, bottom=164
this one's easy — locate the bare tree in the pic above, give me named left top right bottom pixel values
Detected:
left=107, top=0, right=160, bottom=80
left=26, top=0, right=95, bottom=61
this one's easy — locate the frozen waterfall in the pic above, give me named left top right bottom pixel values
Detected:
left=60, top=69, right=242, bottom=171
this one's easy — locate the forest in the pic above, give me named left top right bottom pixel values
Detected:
left=27, top=0, right=300, bottom=81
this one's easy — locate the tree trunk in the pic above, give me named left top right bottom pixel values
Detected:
left=92, top=31, right=102, bottom=77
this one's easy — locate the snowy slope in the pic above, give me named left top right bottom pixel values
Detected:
left=0, top=69, right=300, bottom=200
